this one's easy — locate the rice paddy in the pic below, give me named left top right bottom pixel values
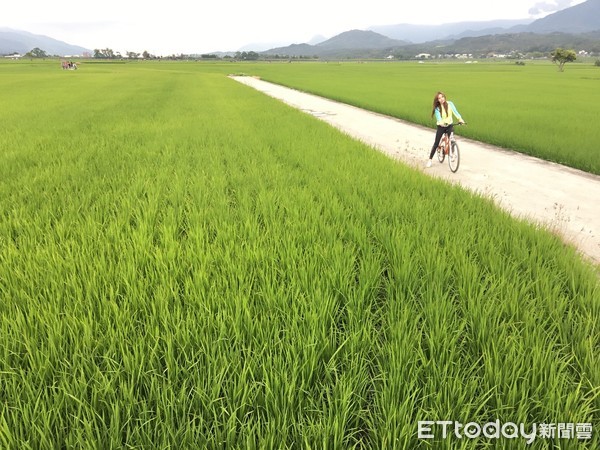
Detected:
left=0, top=60, right=598, bottom=449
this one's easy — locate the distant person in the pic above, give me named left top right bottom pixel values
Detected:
left=426, top=91, right=465, bottom=168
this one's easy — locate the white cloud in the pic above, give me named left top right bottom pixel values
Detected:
left=528, top=0, right=582, bottom=16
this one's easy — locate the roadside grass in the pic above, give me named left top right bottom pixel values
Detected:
left=0, top=61, right=598, bottom=448
left=240, top=60, right=600, bottom=175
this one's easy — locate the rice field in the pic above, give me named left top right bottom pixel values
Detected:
left=0, top=60, right=598, bottom=448
left=242, top=60, right=600, bottom=175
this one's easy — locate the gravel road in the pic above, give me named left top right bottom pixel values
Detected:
left=231, top=75, right=600, bottom=266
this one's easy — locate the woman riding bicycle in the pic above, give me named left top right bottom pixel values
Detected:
left=426, top=91, right=465, bottom=168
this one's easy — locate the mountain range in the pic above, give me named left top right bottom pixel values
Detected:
left=0, top=28, right=90, bottom=56
left=262, top=0, right=600, bottom=57
left=1, top=0, right=599, bottom=58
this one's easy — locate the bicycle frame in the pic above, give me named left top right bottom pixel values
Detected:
left=436, top=125, right=462, bottom=173
left=439, top=122, right=465, bottom=154
left=440, top=132, right=453, bottom=154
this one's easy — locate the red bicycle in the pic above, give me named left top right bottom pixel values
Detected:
left=436, top=123, right=465, bottom=173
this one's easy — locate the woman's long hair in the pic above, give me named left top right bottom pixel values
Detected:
left=431, top=91, right=449, bottom=118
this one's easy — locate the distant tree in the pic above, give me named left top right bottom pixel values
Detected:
left=142, top=50, right=151, bottom=59
left=93, top=48, right=116, bottom=59
left=551, top=48, right=576, bottom=71
left=234, top=51, right=260, bottom=61
left=595, top=59, right=600, bottom=67
left=25, top=47, right=48, bottom=58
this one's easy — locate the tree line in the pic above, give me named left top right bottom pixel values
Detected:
left=93, top=49, right=154, bottom=59
left=15, top=46, right=597, bottom=71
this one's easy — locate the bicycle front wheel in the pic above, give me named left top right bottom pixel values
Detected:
left=448, top=141, right=460, bottom=172
left=437, top=146, right=445, bottom=163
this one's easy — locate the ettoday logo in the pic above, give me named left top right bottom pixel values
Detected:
left=418, top=420, right=593, bottom=444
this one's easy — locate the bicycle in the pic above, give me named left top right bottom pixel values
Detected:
left=436, top=123, right=465, bottom=173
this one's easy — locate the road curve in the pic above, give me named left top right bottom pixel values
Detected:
left=231, top=76, right=600, bottom=266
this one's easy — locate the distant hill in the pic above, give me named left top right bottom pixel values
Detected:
left=317, top=30, right=408, bottom=49
left=0, top=28, right=90, bottom=56
left=239, top=35, right=327, bottom=52
left=385, top=0, right=600, bottom=41
left=263, top=30, right=408, bottom=57
left=261, top=0, right=600, bottom=58
left=428, top=31, right=600, bottom=54
left=520, top=0, right=600, bottom=33
left=369, top=20, right=534, bottom=44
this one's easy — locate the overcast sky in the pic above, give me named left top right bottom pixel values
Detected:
left=1, top=0, right=586, bottom=55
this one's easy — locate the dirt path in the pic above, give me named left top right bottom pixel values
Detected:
left=231, top=76, right=600, bottom=266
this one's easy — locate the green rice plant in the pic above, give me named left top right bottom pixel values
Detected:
left=240, top=60, right=600, bottom=175
left=0, top=61, right=598, bottom=449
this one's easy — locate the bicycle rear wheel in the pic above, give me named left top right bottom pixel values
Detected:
left=448, top=141, right=460, bottom=172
